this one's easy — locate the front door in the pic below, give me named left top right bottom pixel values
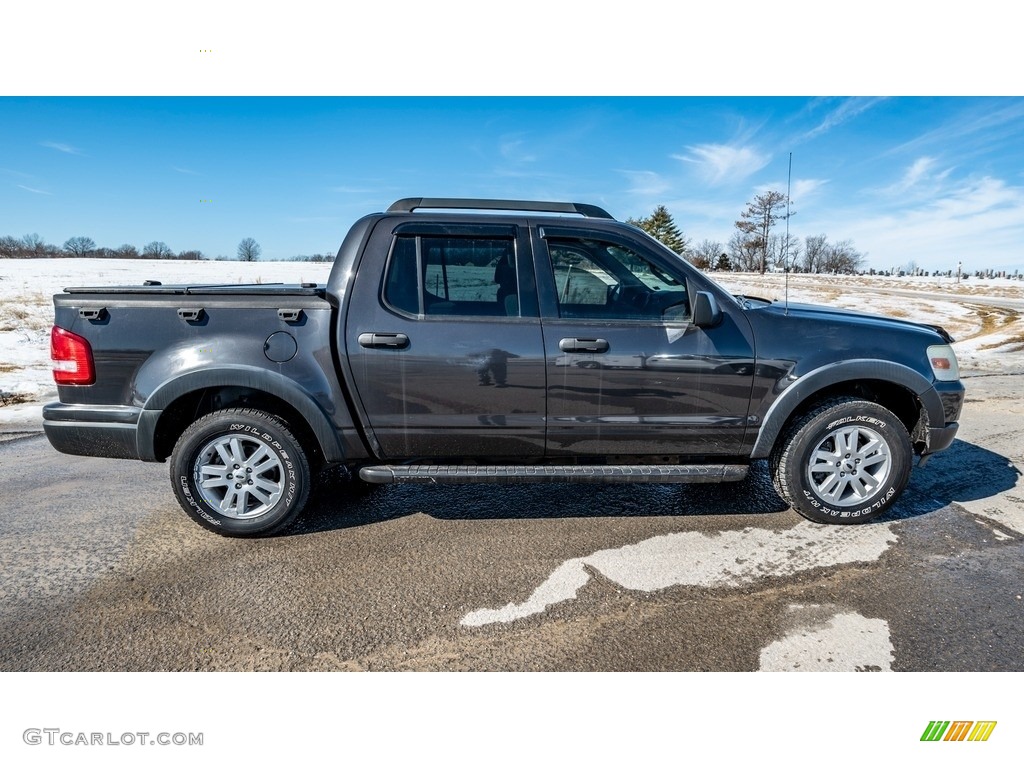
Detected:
left=535, top=225, right=755, bottom=457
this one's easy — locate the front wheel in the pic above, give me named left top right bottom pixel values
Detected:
left=170, top=408, right=311, bottom=537
left=771, top=398, right=912, bottom=524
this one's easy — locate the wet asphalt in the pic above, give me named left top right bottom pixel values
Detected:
left=0, top=376, right=1021, bottom=672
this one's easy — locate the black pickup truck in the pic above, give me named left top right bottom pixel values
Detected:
left=44, top=198, right=965, bottom=536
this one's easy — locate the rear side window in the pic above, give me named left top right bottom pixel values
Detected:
left=383, top=235, right=519, bottom=317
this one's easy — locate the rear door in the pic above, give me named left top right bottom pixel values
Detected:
left=345, top=219, right=547, bottom=459
left=534, top=224, right=756, bottom=457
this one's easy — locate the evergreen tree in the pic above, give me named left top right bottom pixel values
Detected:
left=715, top=252, right=732, bottom=271
left=627, top=205, right=689, bottom=255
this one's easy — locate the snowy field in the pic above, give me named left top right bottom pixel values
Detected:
left=2, top=258, right=1022, bottom=429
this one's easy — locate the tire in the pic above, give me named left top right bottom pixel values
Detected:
left=170, top=408, right=311, bottom=537
left=771, top=397, right=912, bottom=525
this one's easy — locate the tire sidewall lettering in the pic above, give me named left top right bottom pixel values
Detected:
left=826, top=415, right=886, bottom=431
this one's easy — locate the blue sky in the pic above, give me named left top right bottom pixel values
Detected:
left=3, top=96, right=1024, bottom=272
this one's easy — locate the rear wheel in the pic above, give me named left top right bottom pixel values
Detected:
left=771, top=397, right=912, bottom=524
left=170, top=408, right=311, bottom=537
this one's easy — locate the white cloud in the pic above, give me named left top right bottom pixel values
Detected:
left=17, top=184, right=52, bottom=195
left=801, top=97, right=887, bottom=141
left=882, top=156, right=941, bottom=195
left=833, top=175, right=1024, bottom=270
left=39, top=141, right=82, bottom=155
left=674, top=143, right=770, bottom=186
left=792, top=178, right=828, bottom=201
left=172, top=166, right=201, bottom=175
left=498, top=137, right=536, bottom=164
left=619, top=169, right=671, bottom=196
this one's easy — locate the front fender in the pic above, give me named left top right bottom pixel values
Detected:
left=749, top=359, right=941, bottom=459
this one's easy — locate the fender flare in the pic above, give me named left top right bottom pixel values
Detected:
left=137, top=366, right=346, bottom=463
left=749, top=359, right=941, bottom=459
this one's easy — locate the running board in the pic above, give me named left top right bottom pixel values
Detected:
left=359, top=464, right=748, bottom=485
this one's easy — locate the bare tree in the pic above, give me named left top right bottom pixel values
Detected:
left=728, top=231, right=760, bottom=272
left=691, top=239, right=722, bottom=271
left=0, top=235, right=21, bottom=257
left=802, top=234, right=829, bottom=273
left=767, top=233, right=801, bottom=271
left=63, top=236, right=97, bottom=258
left=115, top=243, right=140, bottom=259
left=142, top=241, right=174, bottom=259
left=820, top=239, right=866, bottom=274
left=237, top=237, right=261, bottom=262
left=178, top=249, right=204, bottom=261
left=22, top=233, right=49, bottom=257
left=735, top=190, right=788, bottom=274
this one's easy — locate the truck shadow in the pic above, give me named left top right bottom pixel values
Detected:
left=884, top=438, right=1021, bottom=521
left=290, top=439, right=1019, bottom=534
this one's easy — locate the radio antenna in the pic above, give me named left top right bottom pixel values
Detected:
left=784, top=152, right=793, bottom=316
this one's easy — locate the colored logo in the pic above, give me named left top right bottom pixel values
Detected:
left=921, top=721, right=997, bottom=742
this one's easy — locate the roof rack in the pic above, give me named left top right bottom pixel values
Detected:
left=387, top=197, right=615, bottom=220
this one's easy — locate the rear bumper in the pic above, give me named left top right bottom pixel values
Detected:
left=42, top=402, right=143, bottom=460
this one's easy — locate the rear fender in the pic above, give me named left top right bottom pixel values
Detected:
left=138, top=366, right=346, bottom=463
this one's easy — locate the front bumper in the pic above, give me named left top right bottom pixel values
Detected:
left=42, top=402, right=143, bottom=460
left=925, top=422, right=959, bottom=455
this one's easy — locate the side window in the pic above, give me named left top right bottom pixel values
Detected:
left=383, top=235, right=519, bottom=317
left=547, top=237, right=689, bottom=321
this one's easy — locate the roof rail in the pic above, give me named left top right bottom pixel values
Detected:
left=387, top=197, right=615, bottom=220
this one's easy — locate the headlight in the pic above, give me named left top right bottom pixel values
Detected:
left=927, top=344, right=960, bottom=381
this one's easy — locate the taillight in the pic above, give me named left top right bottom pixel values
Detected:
left=51, top=326, right=95, bottom=385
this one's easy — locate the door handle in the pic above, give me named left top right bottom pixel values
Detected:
left=358, top=332, right=410, bottom=349
left=559, top=337, right=609, bottom=353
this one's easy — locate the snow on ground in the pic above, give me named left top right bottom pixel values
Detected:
left=1, top=260, right=1022, bottom=429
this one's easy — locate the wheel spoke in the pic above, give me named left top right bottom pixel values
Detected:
left=835, top=428, right=851, bottom=456
left=858, top=437, right=881, bottom=458
left=816, top=472, right=842, bottom=499
left=253, top=476, right=280, bottom=494
left=249, top=486, right=272, bottom=505
left=860, top=452, right=888, bottom=470
left=219, top=486, right=239, bottom=514
left=849, top=474, right=871, bottom=499
left=228, top=437, right=245, bottom=465
left=811, top=449, right=838, bottom=469
left=214, top=442, right=233, bottom=467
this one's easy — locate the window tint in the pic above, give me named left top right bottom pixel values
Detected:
left=383, top=235, right=519, bottom=317
left=547, top=237, right=689, bottom=321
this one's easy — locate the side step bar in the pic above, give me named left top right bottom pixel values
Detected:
left=359, top=464, right=748, bottom=485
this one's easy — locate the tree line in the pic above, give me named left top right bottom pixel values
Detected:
left=629, top=194, right=868, bottom=275
left=0, top=233, right=335, bottom=262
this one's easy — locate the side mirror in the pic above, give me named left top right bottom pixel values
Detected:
left=692, top=291, right=723, bottom=329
